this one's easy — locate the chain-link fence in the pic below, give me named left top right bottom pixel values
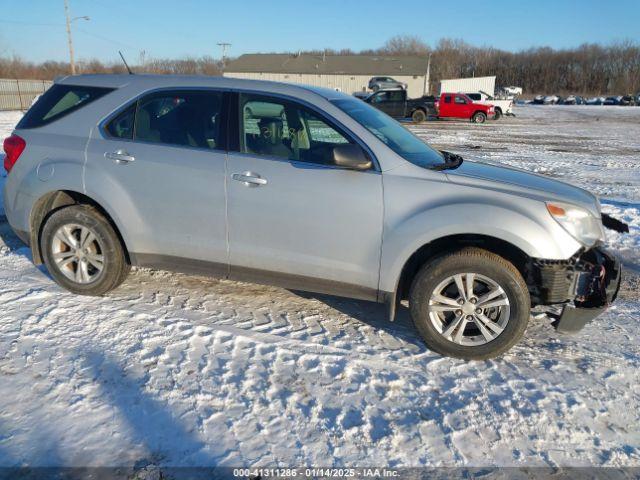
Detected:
left=0, top=79, right=53, bottom=111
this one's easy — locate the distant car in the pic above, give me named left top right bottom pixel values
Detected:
left=562, top=95, right=585, bottom=105
left=363, top=88, right=436, bottom=122
left=586, top=96, right=605, bottom=105
left=620, top=95, right=636, bottom=106
left=636, top=93, right=640, bottom=106
left=543, top=95, right=560, bottom=105
left=603, top=96, right=623, bottom=105
left=502, top=86, right=523, bottom=96
left=532, top=95, right=545, bottom=105
left=368, top=77, right=407, bottom=92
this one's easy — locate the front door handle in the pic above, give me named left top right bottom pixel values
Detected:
left=232, top=171, right=268, bottom=187
left=105, top=150, right=135, bottom=164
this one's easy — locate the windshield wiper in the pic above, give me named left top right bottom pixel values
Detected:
left=432, top=150, right=464, bottom=170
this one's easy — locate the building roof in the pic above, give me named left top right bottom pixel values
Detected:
left=225, top=54, right=428, bottom=76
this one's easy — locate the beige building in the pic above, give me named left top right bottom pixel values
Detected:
left=223, top=54, right=430, bottom=98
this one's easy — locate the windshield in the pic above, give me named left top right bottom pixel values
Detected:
left=332, top=98, right=445, bottom=168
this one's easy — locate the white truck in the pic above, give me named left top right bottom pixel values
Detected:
left=465, top=91, right=514, bottom=119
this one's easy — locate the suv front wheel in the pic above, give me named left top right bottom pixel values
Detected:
left=41, top=205, right=130, bottom=295
left=409, top=248, right=530, bottom=360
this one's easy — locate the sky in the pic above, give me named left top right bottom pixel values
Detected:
left=0, top=0, right=639, bottom=64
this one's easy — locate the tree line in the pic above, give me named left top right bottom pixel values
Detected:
left=2, top=36, right=639, bottom=95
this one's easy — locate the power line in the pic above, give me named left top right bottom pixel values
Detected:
left=0, top=20, right=64, bottom=27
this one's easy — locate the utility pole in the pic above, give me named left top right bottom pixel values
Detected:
left=217, top=42, right=231, bottom=68
left=423, top=53, right=432, bottom=96
left=64, top=0, right=75, bottom=74
left=63, top=0, right=90, bottom=75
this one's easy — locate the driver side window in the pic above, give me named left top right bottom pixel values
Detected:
left=239, top=93, right=353, bottom=165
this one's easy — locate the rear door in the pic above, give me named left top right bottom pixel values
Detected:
left=387, top=90, right=407, bottom=117
left=225, top=93, right=383, bottom=298
left=86, top=89, right=229, bottom=271
left=369, top=91, right=404, bottom=117
left=439, top=94, right=452, bottom=117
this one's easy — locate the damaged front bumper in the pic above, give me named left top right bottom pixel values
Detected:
left=529, top=247, right=622, bottom=333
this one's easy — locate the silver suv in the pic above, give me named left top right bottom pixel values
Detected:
left=3, top=75, right=622, bottom=359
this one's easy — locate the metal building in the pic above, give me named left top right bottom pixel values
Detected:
left=439, top=76, right=496, bottom=96
left=224, top=54, right=430, bottom=98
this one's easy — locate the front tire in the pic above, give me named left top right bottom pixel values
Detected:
left=471, top=112, right=487, bottom=123
left=493, top=109, right=502, bottom=120
left=41, top=205, right=130, bottom=295
left=409, top=248, right=530, bottom=360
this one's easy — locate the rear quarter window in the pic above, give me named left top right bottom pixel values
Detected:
left=17, top=84, right=113, bottom=129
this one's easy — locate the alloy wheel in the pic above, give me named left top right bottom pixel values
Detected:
left=50, top=223, right=105, bottom=284
left=428, top=272, right=510, bottom=346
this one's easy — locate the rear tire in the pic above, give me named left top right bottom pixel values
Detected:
left=471, top=112, right=487, bottom=123
left=409, top=248, right=530, bottom=360
left=41, top=205, right=130, bottom=295
left=411, top=109, right=427, bottom=123
left=493, top=109, right=502, bottom=120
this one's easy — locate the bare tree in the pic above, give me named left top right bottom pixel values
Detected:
left=380, top=35, right=430, bottom=56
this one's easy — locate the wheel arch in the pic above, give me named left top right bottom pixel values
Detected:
left=393, top=234, right=531, bottom=305
left=29, top=190, right=130, bottom=265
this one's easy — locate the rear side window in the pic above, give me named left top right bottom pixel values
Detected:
left=134, top=90, right=224, bottom=149
left=17, top=84, right=113, bottom=129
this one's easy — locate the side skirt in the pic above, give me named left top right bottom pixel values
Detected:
left=130, top=252, right=381, bottom=303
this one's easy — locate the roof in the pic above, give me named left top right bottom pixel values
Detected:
left=224, top=54, right=429, bottom=76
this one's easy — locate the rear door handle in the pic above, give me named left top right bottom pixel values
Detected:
left=232, top=172, right=267, bottom=187
left=105, top=150, right=135, bottom=164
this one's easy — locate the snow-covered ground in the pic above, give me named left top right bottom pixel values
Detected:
left=0, top=106, right=639, bottom=470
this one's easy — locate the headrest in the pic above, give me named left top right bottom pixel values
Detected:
left=258, top=117, right=283, bottom=145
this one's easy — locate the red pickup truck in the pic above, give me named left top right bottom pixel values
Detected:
left=436, top=93, right=495, bottom=123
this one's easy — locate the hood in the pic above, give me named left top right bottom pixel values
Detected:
left=445, top=159, right=600, bottom=216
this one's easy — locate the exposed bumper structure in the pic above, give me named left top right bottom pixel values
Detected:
left=530, top=247, right=622, bottom=333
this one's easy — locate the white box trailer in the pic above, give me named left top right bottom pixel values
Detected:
left=440, top=76, right=496, bottom=96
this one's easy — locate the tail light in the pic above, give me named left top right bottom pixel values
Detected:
left=3, top=134, right=26, bottom=173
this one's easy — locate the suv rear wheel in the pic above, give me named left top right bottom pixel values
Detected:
left=41, top=205, right=130, bottom=295
left=409, top=248, right=530, bottom=360
left=411, top=109, right=427, bottom=123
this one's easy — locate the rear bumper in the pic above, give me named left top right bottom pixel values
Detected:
left=531, top=247, right=621, bottom=333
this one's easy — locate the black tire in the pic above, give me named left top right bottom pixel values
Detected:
left=411, top=109, right=427, bottom=123
left=471, top=112, right=487, bottom=123
left=409, top=248, right=530, bottom=360
left=40, top=204, right=130, bottom=295
left=372, top=85, right=379, bottom=92
left=493, top=109, right=502, bottom=120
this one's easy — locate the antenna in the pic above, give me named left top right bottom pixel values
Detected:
left=118, top=50, right=134, bottom=75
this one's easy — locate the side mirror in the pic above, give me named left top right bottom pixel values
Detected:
left=332, top=144, right=372, bottom=171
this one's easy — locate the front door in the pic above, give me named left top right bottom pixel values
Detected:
left=225, top=93, right=384, bottom=299
left=86, top=89, right=229, bottom=272
left=454, top=94, right=472, bottom=119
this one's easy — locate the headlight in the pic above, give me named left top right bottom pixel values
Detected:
left=546, top=201, right=604, bottom=246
